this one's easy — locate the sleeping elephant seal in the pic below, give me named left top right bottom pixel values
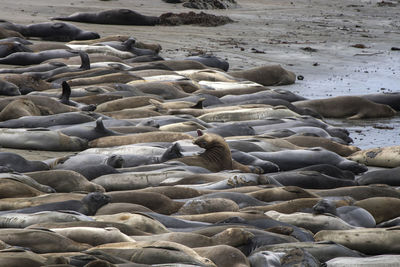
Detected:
left=194, top=245, right=250, bottom=267
left=347, top=146, right=400, bottom=168
left=0, top=228, right=91, bottom=253
left=50, top=227, right=135, bottom=246
left=354, top=197, right=400, bottom=224
left=314, top=228, right=400, bottom=255
left=0, top=192, right=110, bottom=216
left=18, top=22, right=100, bottom=41
left=89, top=131, right=193, bottom=148
left=0, top=78, right=20, bottom=96
left=356, top=167, right=400, bottom=186
left=228, top=65, right=296, bottom=86
left=0, top=99, right=41, bottom=121
left=170, top=130, right=260, bottom=173
left=249, top=147, right=368, bottom=174
left=0, top=179, right=43, bottom=198
left=0, top=152, right=49, bottom=172
left=293, top=96, right=396, bottom=119
left=312, top=199, right=376, bottom=228
left=265, top=210, right=356, bottom=234
left=52, top=9, right=160, bottom=26
left=26, top=170, right=105, bottom=193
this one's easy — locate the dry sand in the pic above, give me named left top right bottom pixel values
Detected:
left=0, top=0, right=399, bottom=157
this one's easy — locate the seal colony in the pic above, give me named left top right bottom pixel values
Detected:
left=0, top=2, right=399, bottom=267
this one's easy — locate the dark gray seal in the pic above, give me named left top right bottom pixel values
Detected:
left=185, top=55, right=229, bottom=71
left=0, top=78, right=20, bottom=96
left=59, top=117, right=120, bottom=141
left=0, top=152, right=49, bottom=173
left=52, top=9, right=160, bottom=26
left=312, top=199, right=376, bottom=228
left=266, top=170, right=357, bottom=189
left=249, top=147, right=368, bottom=174
left=231, top=150, right=280, bottom=173
left=0, top=111, right=97, bottom=128
left=356, top=167, right=400, bottom=186
left=19, top=22, right=100, bottom=41
left=0, top=49, right=79, bottom=65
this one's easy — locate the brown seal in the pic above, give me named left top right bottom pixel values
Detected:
left=228, top=65, right=296, bottom=86
left=171, top=130, right=260, bottom=173
left=293, top=96, right=396, bottom=119
left=194, top=245, right=250, bottom=267
left=0, top=99, right=41, bottom=121
left=283, top=135, right=360, bottom=157
left=355, top=197, right=400, bottom=224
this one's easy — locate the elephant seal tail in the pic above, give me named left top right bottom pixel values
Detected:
left=78, top=51, right=90, bottom=70
left=60, top=81, right=72, bottom=104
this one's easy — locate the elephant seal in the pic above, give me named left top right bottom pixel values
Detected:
left=52, top=9, right=160, bottom=26
left=0, top=172, right=54, bottom=193
left=0, top=78, right=20, bottom=96
left=170, top=130, right=259, bottom=173
left=106, top=191, right=182, bottom=215
left=177, top=198, right=240, bottom=214
left=265, top=170, right=357, bottom=189
left=228, top=65, right=296, bottom=86
left=249, top=248, right=320, bottom=267
left=185, top=55, right=229, bottom=71
left=265, top=210, right=355, bottom=234
left=326, top=255, right=400, bottom=267
left=354, top=197, right=400, bottom=224
left=359, top=92, right=400, bottom=110
left=0, top=111, right=96, bottom=128
left=0, top=99, right=41, bottom=121
left=194, top=245, right=250, bottom=267
left=0, top=49, right=80, bottom=65
left=95, top=202, right=153, bottom=215
left=314, top=185, right=400, bottom=201
left=314, top=228, right=400, bottom=255
left=94, top=212, right=170, bottom=234
left=0, top=192, right=110, bottom=216
left=0, top=210, right=93, bottom=228
left=60, top=117, right=121, bottom=141
left=252, top=241, right=364, bottom=263
left=0, top=229, right=91, bottom=253
left=18, top=22, right=100, bottom=41
left=249, top=147, right=367, bottom=174
left=246, top=186, right=319, bottom=203
left=356, top=167, right=400, bottom=185
left=89, top=132, right=193, bottom=148
left=0, top=179, right=43, bottom=198
left=88, top=240, right=216, bottom=266
left=283, top=135, right=360, bottom=156
left=0, top=41, right=32, bottom=57
left=312, top=199, right=376, bottom=227
left=293, top=96, right=396, bottom=119
left=26, top=170, right=105, bottom=193
left=347, top=146, right=400, bottom=168
left=0, top=152, right=49, bottom=172
left=50, top=227, right=135, bottom=246
left=0, top=129, right=88, bottom=151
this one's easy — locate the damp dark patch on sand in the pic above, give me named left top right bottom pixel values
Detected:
left=159, top=11, right=234, bottom=26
